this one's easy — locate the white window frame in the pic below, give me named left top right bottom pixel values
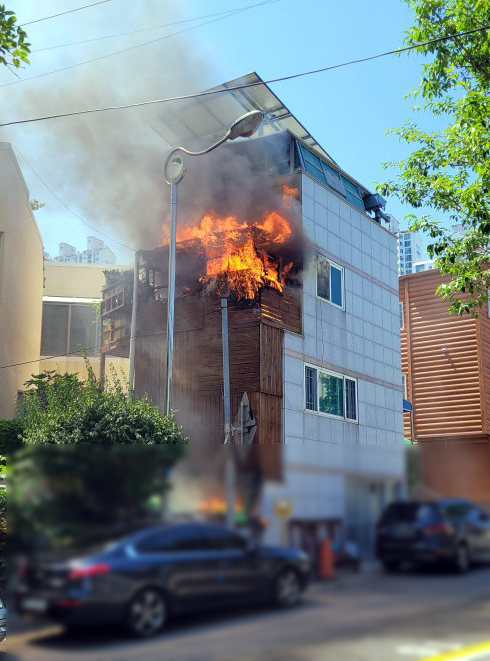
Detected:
left=304, top=363, right=358, bottom=423
left=316, top=254, right=345, bottom=310
left=402, top=374, right=407, bottom=399
left=399, top=301, right=404, bottom=330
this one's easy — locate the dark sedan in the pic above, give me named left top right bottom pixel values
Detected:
left=16, top=522, right=310, bottom=637
left=376, top=498, right=490, bottom=573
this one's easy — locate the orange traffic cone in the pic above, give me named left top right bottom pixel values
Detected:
left=318, top=538, right=335, bottom=579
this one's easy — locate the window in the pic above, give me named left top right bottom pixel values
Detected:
left=305, top=365, right=358, bottom=422
left=402, top=374, right=407, bottom=399
left=296, top=142, right=366, bottom=212
left=205, top=526, right=247, bottom=551
left=399, top=302, right=404, bottom=330
left=317, top=255, right=344, bottom=308
left=135, top=526, right=209, bottom=553
left=41, top=302, right=100, bottom=356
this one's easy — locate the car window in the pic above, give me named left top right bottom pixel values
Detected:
left=205, top=527, right=248, bottom=551
left=380, top=503, right=436, bottom=524
left=439, top=503, right=471, bottom=522
left=135, top=527, right=209, bottom=553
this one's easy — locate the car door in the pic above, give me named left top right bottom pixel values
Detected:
left=203, top=526, right=265, bottom=601
left=133, top=526, right=219, bottom=609
left=469, top=508, right=490, bottom=562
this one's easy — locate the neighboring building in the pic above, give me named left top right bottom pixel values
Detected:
left=397, top=229, right=425, bottom=276
left=400, top=269, right=490, bottom=509
left=41, top=262, right=129, bottom=382
left=102, top=73, right=405, bottom=559
left=0, top=143, right=44, bottom=419
left=385, top=213, right=400, bottom=235
left=53, top=236, right=116, bottom=264
left=413, top=260, right=435, bottom=273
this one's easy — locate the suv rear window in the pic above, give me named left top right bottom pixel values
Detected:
left=380, top=503, right=437, bottom=524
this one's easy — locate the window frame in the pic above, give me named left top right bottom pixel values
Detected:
left=316, top=254, right=345, bottom=310
left=40, top=300, right=101, bottom=357
left=399, top=301, right=404, bottom=330
left=304, top=363, right=358, bottom=423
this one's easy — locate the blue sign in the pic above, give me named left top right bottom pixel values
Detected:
left=403, top=399, right=413, bottom=413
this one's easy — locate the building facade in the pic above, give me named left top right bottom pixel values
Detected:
left=261, top=168, right=405, bottom=554
left=400, top=269, right=490, bottom=508
left=0, top=143, right=44, bottom=418
left=41, top=262, right=129, bottom=382
left=397, top=229, right=425, bottom=275
left=52, top=236, right=116, bottom=265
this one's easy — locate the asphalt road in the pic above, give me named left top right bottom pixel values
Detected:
left=6, top=566, right=490, bottom=661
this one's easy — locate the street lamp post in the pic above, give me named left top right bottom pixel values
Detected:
left=162, top=110, right=264, bottom=417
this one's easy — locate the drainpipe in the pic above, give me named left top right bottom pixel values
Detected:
left=221, top=296, right=235, bottom=530
left=128, top=250, right=140, bottom=398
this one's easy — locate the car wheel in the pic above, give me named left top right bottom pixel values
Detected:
left=273, top=569, right=301, bottom=608
left=382, top=560, right=400, bottom=573
left=125, top=588, right=167, bottom=638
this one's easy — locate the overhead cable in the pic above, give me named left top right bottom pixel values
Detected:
left=20, top=0, right=114, bottom=26
left=1, top=24, right=488, bottom=128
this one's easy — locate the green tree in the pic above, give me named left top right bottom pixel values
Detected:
left=19, top=365, right=187, bottom=446
left=8, top=445, right=181, bottom=551
left=377, top=0, right=490, bottom=316
left=0, top=4, right=30, bottom=70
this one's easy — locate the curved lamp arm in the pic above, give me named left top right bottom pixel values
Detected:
left=164, top=131, right=230, bottom=185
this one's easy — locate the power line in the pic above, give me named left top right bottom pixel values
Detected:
left=12, top=145, right=136, bottom=252
left=20, top=0, right=114, bottom=26
left=1, top=24, right=488, bottom=128
left=32, top=2, right=275, bottom=52
left=2, top=0, right=279, bottom=88
left=0, top=308, right=222, bottom=371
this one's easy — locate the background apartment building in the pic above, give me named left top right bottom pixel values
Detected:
left=397, top=229, right=425, bottom=276
left=49, top=236, right=117, bottom=265
left=0, top=143, right=44, bottom=418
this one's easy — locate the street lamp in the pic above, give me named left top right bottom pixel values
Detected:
left=162, top=110, right=264, bottom=416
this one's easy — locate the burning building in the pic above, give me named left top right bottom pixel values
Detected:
left=101, top=73, right=405, bottom=559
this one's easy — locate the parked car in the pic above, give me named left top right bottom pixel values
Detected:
left=0, top=598, right=5, bottom=642
left=376, top=498, right=490, bottom=573
left=15, top=522, right=310, bottom=637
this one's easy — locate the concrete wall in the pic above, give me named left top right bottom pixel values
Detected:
left=262, top=173, right=405, bottom=551
left=0, top=143, right=44, bottom=418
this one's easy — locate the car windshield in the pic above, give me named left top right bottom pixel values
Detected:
left=381, top=503, right=437, bottom=524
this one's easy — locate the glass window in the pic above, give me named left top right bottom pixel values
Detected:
left=345, top=378, right=357, bottom=421
left=205, top=526, right=247, bottom=551
left=331, top=266, right=343, bottom=307
left=41, top=303, right=99, bottom=357
left=41, top=304, right=69, bottom=355
left=319, top=372, right=344, bottom=417
left=136, top=526, right=209, bottom=553
left=305, top=365, right=357, bottom=422
left=317, top=255, right=344, bottom=308
left=399, top=302, right=404, bottom=329
left=69, top=305, right=97, bottom=354
left=305, top=366, right=318, bottom=411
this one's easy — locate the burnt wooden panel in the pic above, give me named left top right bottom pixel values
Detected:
left=260, top=323, right=283, bottom=396
left=260, top=286, right=301, bottom=335
left=477, top=311, right=490, bottom=436
left=400, top=271, right=485, bottom=441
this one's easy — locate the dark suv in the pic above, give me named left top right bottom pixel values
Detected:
left=16, top=522, right=310, bottom=637
left=376, top=499, right=490, bottom=573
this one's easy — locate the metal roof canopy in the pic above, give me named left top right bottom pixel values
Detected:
left=152, top=72, right=339, bottom=167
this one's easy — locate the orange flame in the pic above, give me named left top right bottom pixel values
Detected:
left=164, top=187, right=297, bottom=300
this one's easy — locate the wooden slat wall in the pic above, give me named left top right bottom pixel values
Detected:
left=134, top=294, right=286, bottom=480
left=260, top=287, right=301, bottom=335
left=477, top=311, right=490, bottom=435
left=400, top=271, right=484, bottom=440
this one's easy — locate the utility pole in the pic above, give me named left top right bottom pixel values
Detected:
left=128, top=251, right=141, bottom=398
left=221, top=296, right=235, bottom=529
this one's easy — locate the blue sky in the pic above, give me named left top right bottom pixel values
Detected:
left=0, top=0, right=435, bottom=263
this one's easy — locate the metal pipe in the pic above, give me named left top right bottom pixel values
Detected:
left=221, top=297, right=235, bottom=529
left=128, top=250, right=140, bottom=397
left=165, top=180, right=178, bottom=416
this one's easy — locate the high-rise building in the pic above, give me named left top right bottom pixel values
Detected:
left=54, top=236, right=116, bottom=265
left=396, top=229, right=425, bottom=276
